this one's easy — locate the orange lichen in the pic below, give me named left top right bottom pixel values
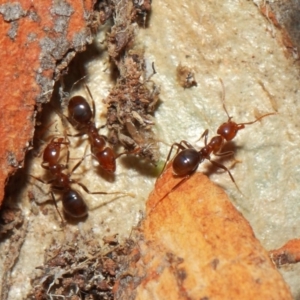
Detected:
left=0, top=0, right=94, bottom=206
left=114, top=166, right=293, bottom=299
left=270, top=238, right=300, bottom=267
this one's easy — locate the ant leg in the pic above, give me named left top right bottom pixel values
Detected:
left=116, top=146, right=141, bottom=159
left=65, top=148, right=70, bottom=169
left=97, top=123, right=107, bottom=132
left=218, top=78, right=232, bottom=121
left=70, top=75, right=88, bottom=93
left=56, top=107, right=87, bottom=135
left=208, top=159, right=242, bottom=194
left=50, top=191, right=64, bottom=223
left=161, top=142, right=190, bottom=175
left=214, top=150, right=234, bottom=157
left=69, top=157, right=84, bottom=175
left=67, top=131, right=87, bottom=138
left=29, top=174, right=55, bottom=186
left=41, top=162, right=51, bottom=170
left=75, top=182, right=134, bottom=197
left=197, top=129, right=209, bottom=145
left=28, top=175, right=65, bottom=223
left=54, top=107, right=73, bottom=127
left=51, top=186, right=64, bottom=191
left=69, top=150, right=89, bottom=175
left=150, top=175, right=190, bottom=215
left=84, top=84, right=96, bottom=120
left=69, top=142, right=93, bottom=174
left=56, top=136, right=70, bottom=167
left=178, top=140, right=194, bottom=149
left=33, top=120, right=60, bottom=158
left=63, top=133, right=73, bottom=162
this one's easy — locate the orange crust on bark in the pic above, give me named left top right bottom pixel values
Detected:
left=270, top=238, right=300, bottom=266
left=114, top=167, right=292, bottom=299
left=0, top=0, right=94, bottom=206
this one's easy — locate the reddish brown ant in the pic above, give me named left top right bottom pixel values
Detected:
left=31, top=136, right=128, bottom=221
left=67, top=85, right=116, bottom=174
left=153, top=79, right=275, bottom=211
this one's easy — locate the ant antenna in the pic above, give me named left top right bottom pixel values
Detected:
left=70, top=75, right=88, bottom=94
left=84, top=84, right=96, bottom=120
left=218, top=78, right=232, bottom=120
left=236, top=112, right=276, bottom=126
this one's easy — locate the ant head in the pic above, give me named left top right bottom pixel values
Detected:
left=43, top=137, right=70, bottom=165
left=94, top=147, right=116, bottom=173
left=217, top=121, right=245, bottom=141
left=43, top=142, right=61, bottom=163
left=43, top=151, right=59, bottom=165
left=68, top=95, right=92, bottom=125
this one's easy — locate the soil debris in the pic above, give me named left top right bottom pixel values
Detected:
left=176, top=64, right=197, bottom=88
left=105, top=50, right=160, bottom=163
left=103, top=0, right=160, bottom=163
left=27, top=232, right=135, bottom=300
left=0, top=208, right=27, bottom=300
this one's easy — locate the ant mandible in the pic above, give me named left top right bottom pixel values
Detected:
left=32, top=136, right=126, bottom=220
left=67, top=85, right=116, bottom=173
left=156, top=79, right=275, bottom=207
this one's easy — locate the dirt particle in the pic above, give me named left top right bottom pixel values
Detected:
left=105, top=51, right=160, bottom=163
left=27, top=233, right=135, bottom=300
left=176, top=64, right=197, bottom=88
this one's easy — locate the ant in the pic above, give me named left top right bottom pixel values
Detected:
left=67, top=85, right=116, bottom=174
left=31, top=136, right=127, bottom=220
left=154, top=79, right=275, bottom=210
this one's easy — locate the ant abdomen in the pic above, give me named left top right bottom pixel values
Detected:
left=63, top=189, right=88, bottom=218
left=173, top=149, right=202, bottom=176
left=68, top=96, right=92, bottom=125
